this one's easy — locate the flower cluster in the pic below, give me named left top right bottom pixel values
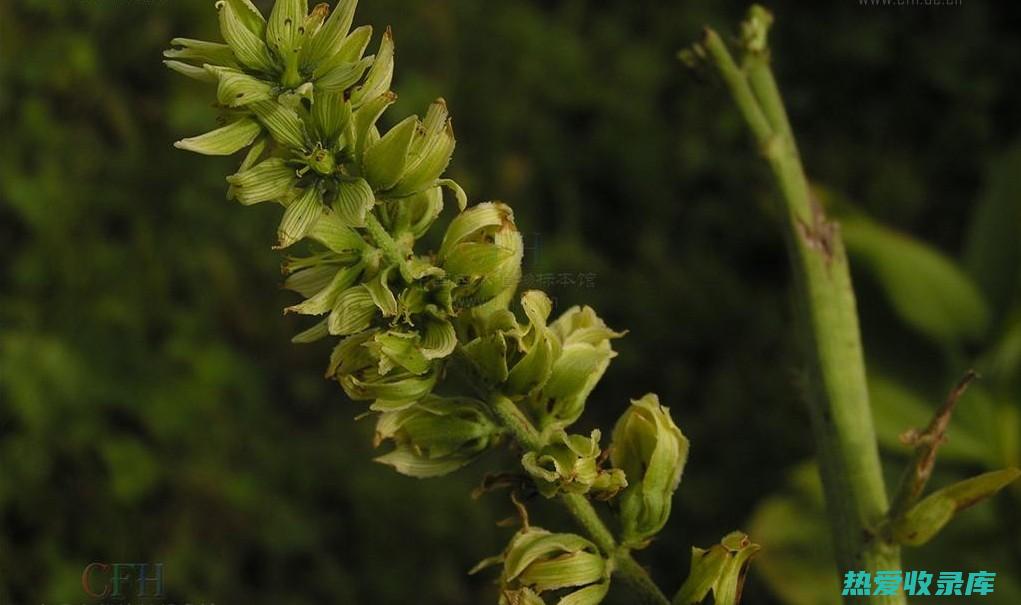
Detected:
left=168, top=2, right=701, bottom=603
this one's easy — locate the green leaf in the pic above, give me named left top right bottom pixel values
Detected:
left=350, top=27, right=394, bottom=107
left=226, top=157, right=296, bottom=205
left=218, top=0, right=276, bottom=72
left=174, top=118, right=262, bottom=155
left=892, top=468, right=1020, bottom=546
left=277, top=187, right=323, bottom=248
left=842, top=216, right=990, bottom=346
left=301, top=0, right=358, bottom=67
left=362, top=116, right=416, bottom=191
left=869, top=373, right=996, bottom=466
left=164, top=38, right=239, bottom=67
left=746, top=462, right=840, bottom=605
left=208, top=66, right=274, bottom=107
left=963, top=145, right=1021, bottom=318
left=333, top=178, right=375, bottom=227
left=250, top=100, right=307, bottom=149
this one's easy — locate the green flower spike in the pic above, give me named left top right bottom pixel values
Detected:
left=373, top=395, right=503, bottom=478
left=521, top=430, right=627, bottom=499
left=472, top=527, right=611, bottom=605
left=165, top=0, right=373, bottom=96
left=611, top=393, right=689, bottom=548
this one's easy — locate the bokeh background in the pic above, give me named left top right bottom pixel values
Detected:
left=1, top=0, right=1019, bottom=603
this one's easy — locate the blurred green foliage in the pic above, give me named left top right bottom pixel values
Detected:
left=1, top=0, right=1019, bottom=603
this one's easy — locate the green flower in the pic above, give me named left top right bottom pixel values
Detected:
left=165, top=0, right=376, bottom=95
left=473, top=527, right=610, bottom=605
left=373, top=395, right=503, bottom=478
left=521, top=430, right=627, bottom=499
left=527, top=305, right=623, bottom=428
left=611, top=393, right=689, bottom=547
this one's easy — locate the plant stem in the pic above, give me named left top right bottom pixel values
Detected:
left=363, top=211, right=408, bottom=269
left=612, top=550, right=672, bottom=605
left=487, top=394, right=670, bottom=605
left=701, top=25, right=905, bottom=605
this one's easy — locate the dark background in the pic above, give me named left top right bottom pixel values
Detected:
left=1, top=0, right=1019, bottom=603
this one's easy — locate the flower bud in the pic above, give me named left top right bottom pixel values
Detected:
left=528, top=306, right=623, bottom=428
left=439, top=203, right=523, bottom=315
left=474, top=528, right=610, bottom=605
left=325, top=330, right=439, bottom=411
left=374, top=396, right=502, bottom=478
left=673, top=531, right=760, bottom=605
left=610, top=394, right=689, bottom=547
left=521, top=430, right=626, bottom=500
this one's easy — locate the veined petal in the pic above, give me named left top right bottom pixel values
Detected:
left=164, top=60, right=217, bottom=83
left=350, top=27, right=394, bottom=107
left=284, top=264, right=336, bottom=297
left=250, top=100, right=307, bottom=149
left=439, top=202, right=512, bottom=260
left=301, top=0, right=358, bottom=67
left=173, top=118, right=261, bottom=155
left=309, top=211, right=366, bottom=254
left=352, top=90, right=396, bottom=162
left=226, top=157, right=297, bottom=205
left=375, top=445, right=468, bottom=478
left=373, top=331, right=430, bottom=375
left=208, top=66, right=275, bottom=107
left=443, top=242, right=515, bottom=277
left=291, top=318, right=329, bottom=343
left=421, top=319, right=456, bottom=360
left=364, top=265, right=398, bottom=317
left=332, top=177, right=376, bottom=227
left=266, top=0, right=307, bottom=58
left=311, top=91, right=352, bottom=143
left=165, top=38, right=239, bottom=67
left=286, top=262, right=364, bottom=315
left=391, top=103, right=455, bottom=197
left=277, top=187, right=323, bottom=248
left=362, top=115, right=416, bottom=191
left=218, top=0, right=276, bottom=72
left=221, top=0, right=266, bottom=37
left=315, top=56, right=372, bottom=93
left=328, top=285, right=378, bottom=335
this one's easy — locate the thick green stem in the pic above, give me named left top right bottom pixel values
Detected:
left=363, top=211, right=408, bottom=269
left=487, top=394, right=670, bottom=605
left=612, top=550, right=672, bottom=605
left=702, top=26, right=904, bottom=605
